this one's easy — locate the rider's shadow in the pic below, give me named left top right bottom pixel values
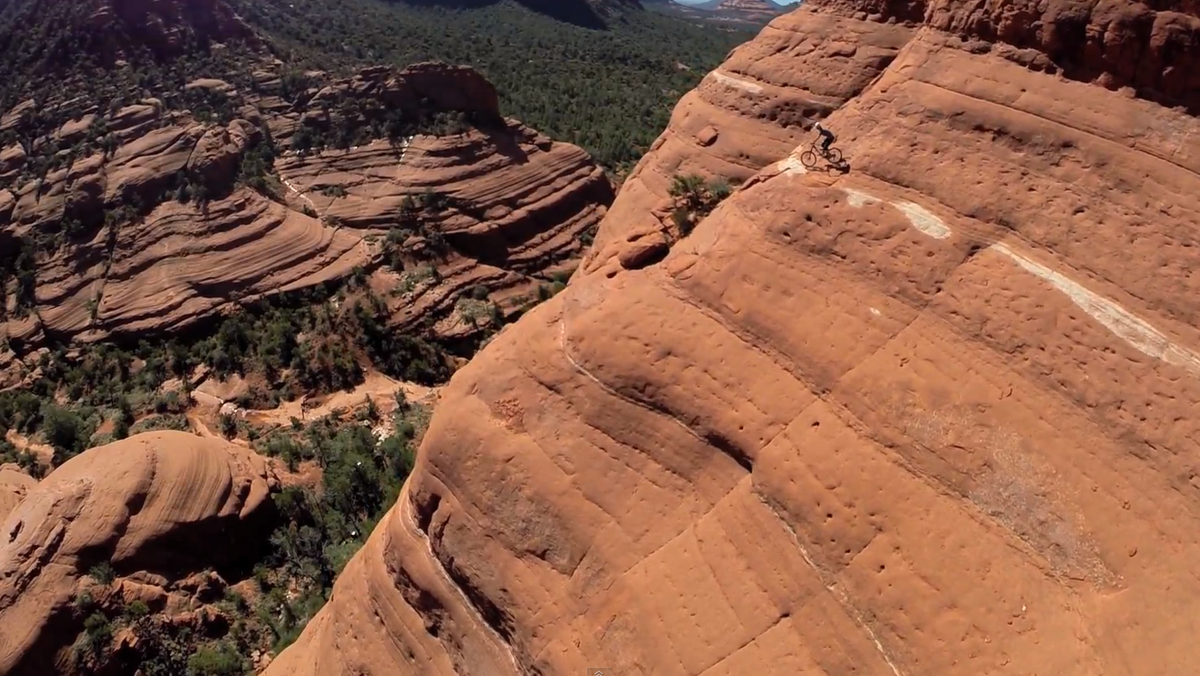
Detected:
left=815, top=159, right=851, bottom=175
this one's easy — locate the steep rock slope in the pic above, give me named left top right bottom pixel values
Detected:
left=267, top=1, right=1200, bottom=675
left=0, top=431, right=281, bottom=675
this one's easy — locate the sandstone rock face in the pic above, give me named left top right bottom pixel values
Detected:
left=582, top=7, right=913, bottom=275
left=266, top=1, right=1200, bottom=675
left=0, top=431, right=280, bottom=675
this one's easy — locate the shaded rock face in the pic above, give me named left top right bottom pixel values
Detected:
left=265, top=1, right=1200, bottom=676
left=0, top=431, right=280, bottom=675
left=0, top=61, right=612, bottom=355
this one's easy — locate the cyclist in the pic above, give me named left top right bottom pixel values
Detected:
left=814, top=121, right=836, bottom=155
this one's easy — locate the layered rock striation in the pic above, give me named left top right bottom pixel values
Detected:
left=265, top=1, right=1200, bottom=675
left=0, top=62, right=613, bottom=352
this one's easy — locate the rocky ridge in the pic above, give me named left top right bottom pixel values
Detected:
left=263, top=1, right=1200, bottom=675
left=0, top=60, right=612, bottom=371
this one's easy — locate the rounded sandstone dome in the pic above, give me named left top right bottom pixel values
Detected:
left=0, top=431, right=280, bottom=675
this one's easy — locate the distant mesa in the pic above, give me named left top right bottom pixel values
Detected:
left=651, top=0, right=788, bottom=26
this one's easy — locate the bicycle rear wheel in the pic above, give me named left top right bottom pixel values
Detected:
left=800, top=151, right=818, bottom=169
left=825, top=147, right=843, bottom=164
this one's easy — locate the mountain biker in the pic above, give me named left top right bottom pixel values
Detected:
left=814, top=121, right=836, bottom=155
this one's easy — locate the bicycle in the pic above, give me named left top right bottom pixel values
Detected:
left=799, top=140, right=843, bottom=169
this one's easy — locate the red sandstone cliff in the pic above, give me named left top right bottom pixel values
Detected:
left=261, top=1, right=1200, bottom=674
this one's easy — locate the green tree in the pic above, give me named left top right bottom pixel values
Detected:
left=43, top=404, right=94, bottom=466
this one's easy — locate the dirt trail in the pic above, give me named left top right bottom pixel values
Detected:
left=3, top=430, right=52, bottom=465
left=242, top=371, right=439, bottom=428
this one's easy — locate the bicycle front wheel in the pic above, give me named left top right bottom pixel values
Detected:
left=826, top=148, right=843, bottom=165
left=800, top=151, right=818, bottom=169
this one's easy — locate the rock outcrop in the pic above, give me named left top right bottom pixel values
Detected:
left=0, top=465, right=35, bottom=521
left=0, top=62, right=612, bottom=353
left=0, top=431, right=281, bottom=675
left=265, top=1, right=1200, bottom=675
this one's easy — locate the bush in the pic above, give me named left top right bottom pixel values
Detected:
left=89, top=561, right=116, bottom=585
left=708, top=177, right=733, bottom=202
left=73, top=612, right=112, bottom=662
left=129, top=414, right=189, bottom=435
left=669, top=174, right=707, bottom=211
left=153, top=390, right=189, bottom=414
left=42, top=404, right=95, bottom=466
left=186, top=640, right=247, bottom=676
left=125, top=600, right=150, bottom=619
left=219, top=414, right=238, bottom=439
left=668, top=173, right=735, bottom=236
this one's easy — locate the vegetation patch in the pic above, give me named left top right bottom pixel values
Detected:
left=668, top=173, right=736, bottom=236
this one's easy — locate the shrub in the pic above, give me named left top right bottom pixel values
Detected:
left=708, top=177, right=732, bottom=202
left=219, top=414, right=238, bottom=439
left=42, top=404, right=94, bottom=466
left=668, top=173, right=707, bottom=211
left=129, top=414, right=189, bottom=435
left=125, top=600, right=150, bottom=619
left=89, top=561, right=116, bottom=585
left=73, top=612, right=112, bottom=662
left=186, top=640, right=247, bottom=676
